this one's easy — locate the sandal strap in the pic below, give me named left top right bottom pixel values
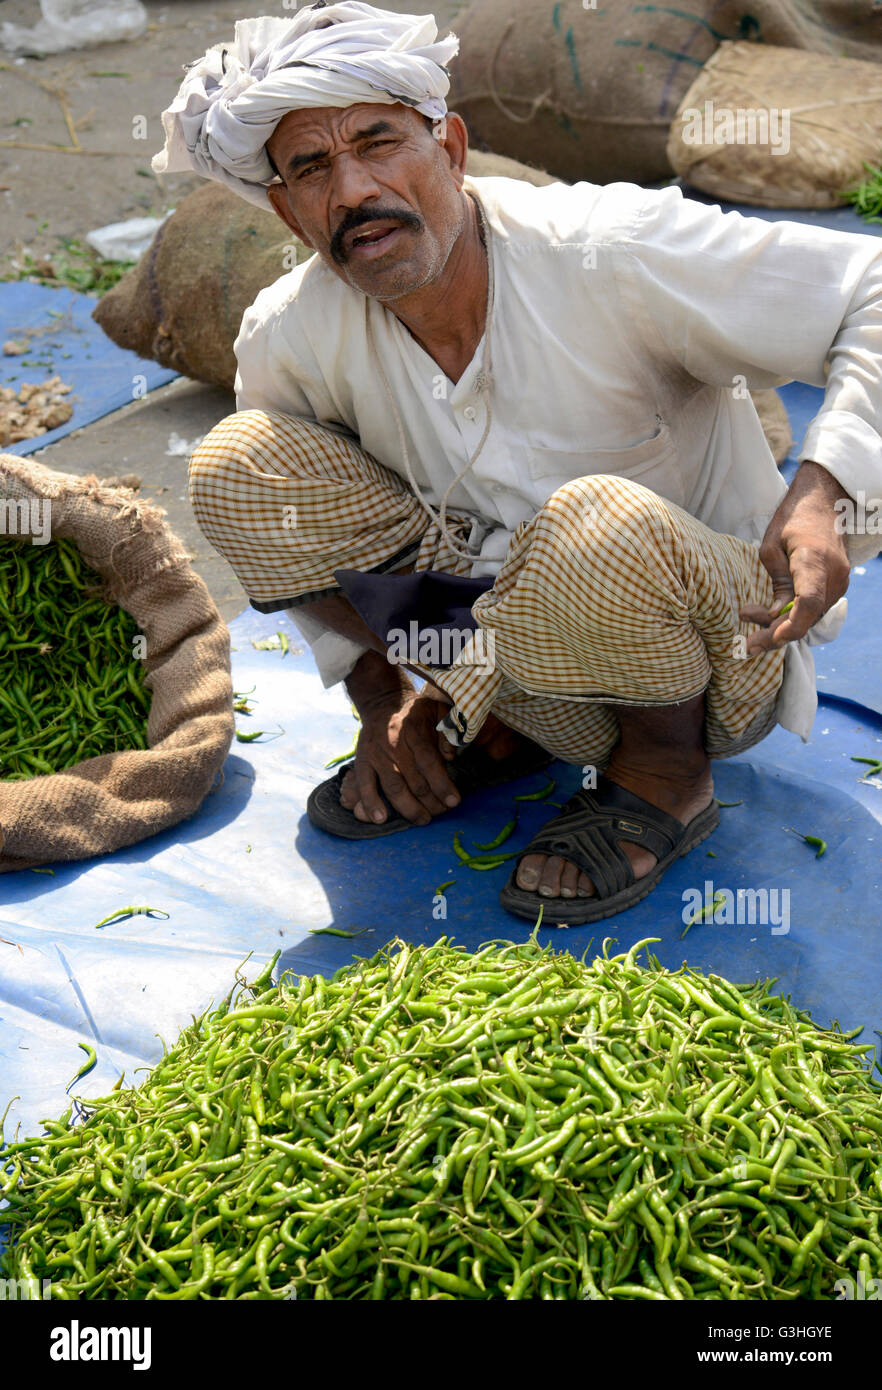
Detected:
left=515, top=779, right=686, bottom=901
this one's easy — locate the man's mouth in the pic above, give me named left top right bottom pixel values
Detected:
left=345, top=220, right=406, bottom=257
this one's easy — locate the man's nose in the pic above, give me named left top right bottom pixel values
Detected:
left=329, top=152, right=384, bottom=218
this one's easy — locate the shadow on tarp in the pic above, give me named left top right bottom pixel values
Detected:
left=0, top=754, right=255, bottom=909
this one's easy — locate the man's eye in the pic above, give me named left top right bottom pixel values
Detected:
left=298, top=165, right=321, bottom=179
left=366, top=139, right=395, bottom=152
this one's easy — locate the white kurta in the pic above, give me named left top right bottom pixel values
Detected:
left=234, top=175, right=882, bottom=738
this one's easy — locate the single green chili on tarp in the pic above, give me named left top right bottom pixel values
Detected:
left=474, top=817, right=517, bottom=851
left=514, top=777, right=557, bottom=802
left=251, top=633, right=292, bottom=654
left=325, top=708, right=362, bottom=769
left=787, top=827, right=827, bottom=858
left=852, top=756, right=882, bottom=781
left=680, top=890, right=727, bottom=940
left=65, top=1042, right=97, bottom=1093
left=93, top=906, right=170, bottom=929
left=452, top=832, right=519, bottom=870
left=307, top=927, right=369, bottom=938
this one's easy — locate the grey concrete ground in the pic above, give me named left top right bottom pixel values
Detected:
left=0, top=0, right=465, bottom=619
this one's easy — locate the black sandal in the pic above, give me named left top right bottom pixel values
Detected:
left=306, top=740, right=553, bottom=840
left=499, top=777, right=720, bottom=925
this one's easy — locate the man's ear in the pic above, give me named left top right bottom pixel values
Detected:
left=266, top=183, right=313, bottom=247
left=437, top=112, right=468, bottom=188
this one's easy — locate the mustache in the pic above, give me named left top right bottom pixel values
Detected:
left=330, top=205, right=423, bottom=264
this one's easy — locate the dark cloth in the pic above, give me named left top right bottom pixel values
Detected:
left=334, top=567, right=493, bottom=668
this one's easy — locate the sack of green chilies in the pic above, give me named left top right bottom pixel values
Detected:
left=2, top=937, right=880, bottom=1300
left=0, top=454, right=234, bottom=872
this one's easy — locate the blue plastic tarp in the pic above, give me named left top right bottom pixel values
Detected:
left=2, top=202, right=882, bottom=1148
left=0, top=281, right=176, bottom=455
left=2, top=573, right=881, bottom=1143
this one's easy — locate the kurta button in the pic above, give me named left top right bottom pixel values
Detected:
left=463, top=405, right=477, bottom=421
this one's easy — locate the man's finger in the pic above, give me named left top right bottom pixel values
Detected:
left=392, top=743, right=451, bottom=817
left=777, top=549, right=829, bottom=642
left=408, top=738, right=461, bottom=809
left=739, top=601, right=791, bottom=629
left=352, top=755, right=393, bottom=824
left=744, top=607, right=799, bottom=654
left=373, top=761, right=432, bottom=825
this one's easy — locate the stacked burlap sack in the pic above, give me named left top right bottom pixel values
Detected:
left=449, top=0, right=882, bottom=187
left=667, top=41, right=882, bottom=207
left=0, top=455, right=234, bottom=872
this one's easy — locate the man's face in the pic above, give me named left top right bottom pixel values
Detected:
left=265, top=103, right=467, bottom=300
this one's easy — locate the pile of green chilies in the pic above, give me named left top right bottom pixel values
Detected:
left=2, top=936, right=881, bottom=1300
left=843, top=162, right=882, bottom=224
left=0, top=538, right=150, bottom=778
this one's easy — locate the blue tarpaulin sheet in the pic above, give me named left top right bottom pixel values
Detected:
left=1, top=207, right=881, bottom=1148
left=0, top=281, right=176, bottom=455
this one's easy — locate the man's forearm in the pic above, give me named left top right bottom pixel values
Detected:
left=297, top=591, right=386, bottom=656
left=294, top=590, right=415, bottom=715
left=346, top=647, right=414, bottom=716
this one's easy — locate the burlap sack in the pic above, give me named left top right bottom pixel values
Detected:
left=91, top=182, right=310, bottom=393
left=450, top=0, right=882, bottom=186
left=0, top=455, right=234, bottom=873
left=751, top=388, right=793, bottom=465
left=92, top=149, right=557, bottom=393
left=667, top=42, right=882, bottom=208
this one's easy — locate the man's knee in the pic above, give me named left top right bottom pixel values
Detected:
left=190, top=409, right=306, bottom=486
left=189, top=411, right=326, bottom=537
left=538, top=473, right=670, bottom=545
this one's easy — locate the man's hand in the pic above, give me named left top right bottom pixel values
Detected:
left=740, top=460, right=851, bottom=654
left=343, top=685, right=461, bottom=826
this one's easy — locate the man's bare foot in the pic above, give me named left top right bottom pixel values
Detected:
left=515, top=752, right=715, bottom=901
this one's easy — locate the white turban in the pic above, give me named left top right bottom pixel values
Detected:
left=152, top=2, right=459, bottom=209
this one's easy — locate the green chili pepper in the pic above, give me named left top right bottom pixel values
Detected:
left=307, top=928, right=369, bottom=938
left=93, top=906, right=170, bottom=929
left=474, top=818, right=517, bottom=851
left=680, top=890, right=727, bottom=939
left=852, top=756, right=882, bottom=781
left=4, top=936, right=880, bottom=1302
left=65, top=1042, right=98, bottom=1093
left=0, top=539, right=150, bottom=779
left=787, top=827, right=827, bottom=858
left=514, top=777, right=556, bottom=802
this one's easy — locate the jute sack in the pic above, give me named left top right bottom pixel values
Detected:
left=92, top=149, right=557, bottom=393
left=667, top=42, right=882, bottom=207
left=751, top=388, right=793, bottom=465
left=449, top=0, right=882, bottom=186
left=0, top=455, right=234, bottom=873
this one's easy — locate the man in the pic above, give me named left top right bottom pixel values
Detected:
left=155, top=2, right=881, bottom=925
